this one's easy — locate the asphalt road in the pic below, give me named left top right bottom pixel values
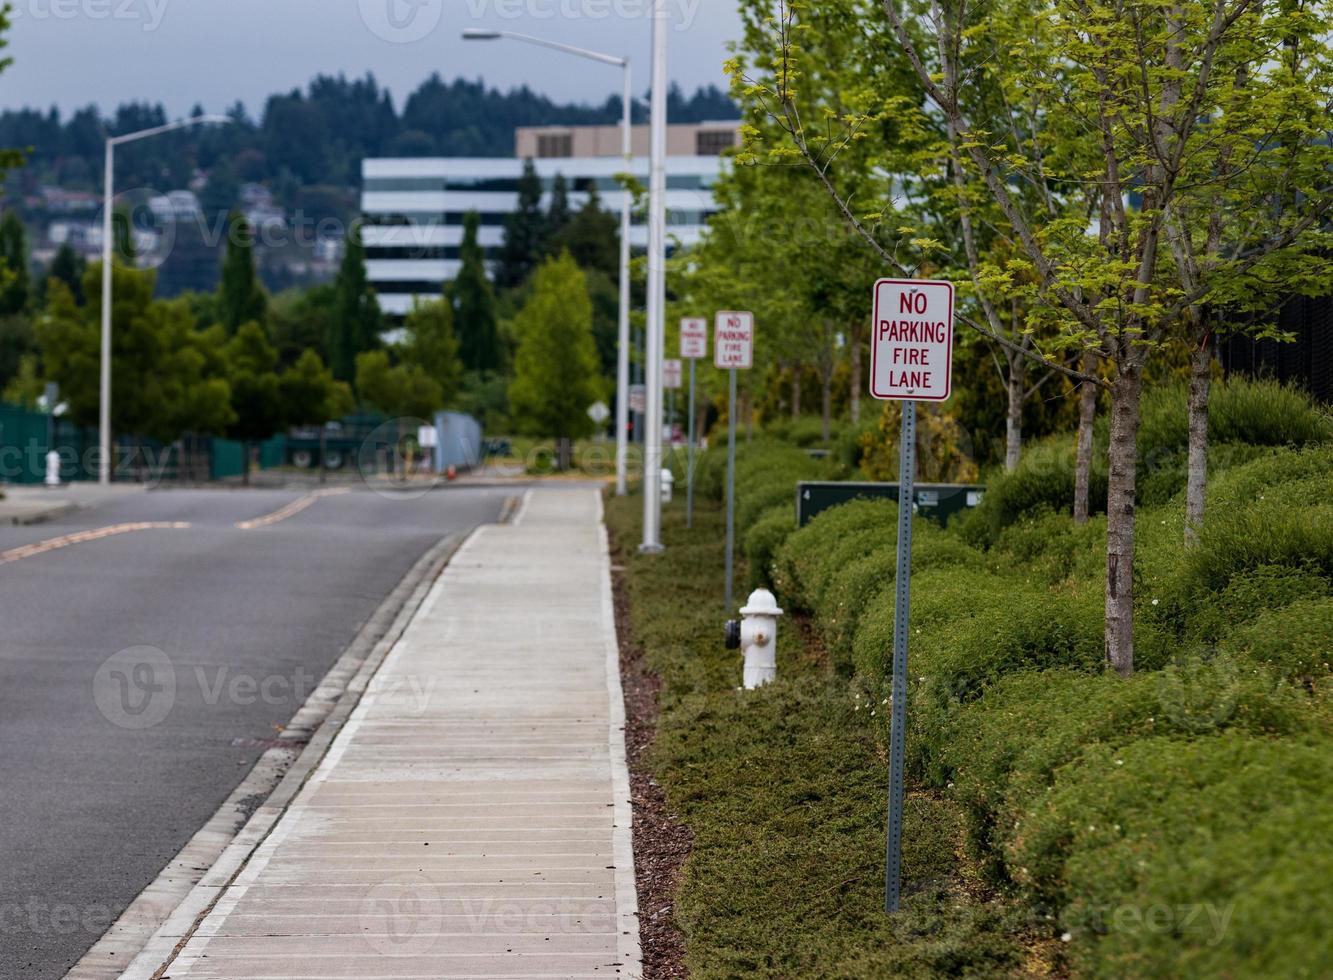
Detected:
left=0, top=484, right=512, bottom=980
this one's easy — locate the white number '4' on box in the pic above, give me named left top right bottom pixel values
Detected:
left=714, top=312, right=754, bottom=370
left=870, top=279, right=955, bottom=401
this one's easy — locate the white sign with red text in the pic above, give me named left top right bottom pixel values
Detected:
left=714, top=312, right=754, bottom=370
left=680, top=318, right=708, bottom=360
left=870, top=279, right=955, bottom=401
left=664, top=359, right=683, bottom=389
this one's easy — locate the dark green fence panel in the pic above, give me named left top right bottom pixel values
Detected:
left=0, top=403, right=50, bottom=484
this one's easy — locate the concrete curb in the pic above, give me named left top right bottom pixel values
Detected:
left=1, top=499, right=80, bottom=525
left=63, top=512, right=504, bottom=980
left=596, top=492, right=645, bottom=978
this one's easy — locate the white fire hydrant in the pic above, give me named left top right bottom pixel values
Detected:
left=725, top=588, right=783, bottom=690
left=44, top=450, right=61, bottom=487
left=661, top=467, right=675, bottom=503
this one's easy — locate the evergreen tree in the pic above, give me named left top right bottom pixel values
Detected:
left=450, top=211, right=501, bottom=372
left=36, top=264, right=234, bottom=441
left=507, top=252, right=602, bottom=467
left=404, top=299, right=462, bottom=405
left=0, top=210, right=30, bottom=315
left=280, top=348, right=353, bottom=426
left=328, top=222, right=382, bottom=382
left=218, top=212, right=268, bottom=333
left=545, top=173, right=571, bottom=248
left=551, top=187, right=619, bottom=279
left=224, top=321, right=285, bottom=484
left=495, top=158, right=546, bottom=289
left=45, top=243, right=85, bottom=305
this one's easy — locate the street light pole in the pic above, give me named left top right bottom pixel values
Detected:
left=615, top=61, right=633, bottom=497
left=99, top=115, right=226, bottom=485
left=462, top=30, right=634, bottom=495
left=640, top=0, right=669, bottom=553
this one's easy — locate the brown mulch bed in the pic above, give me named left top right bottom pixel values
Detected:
left=609, top=541, right=692, bottom=979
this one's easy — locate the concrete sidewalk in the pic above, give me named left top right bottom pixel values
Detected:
left=132, top=487, right=640, bottom=979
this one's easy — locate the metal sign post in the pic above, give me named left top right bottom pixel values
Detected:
left=869, top=278, right=954, bottom=914
left=714, top=312, right=754, bottom=612
left=664, top=359, right=682, bottom=469
left=680, top=318, right=708, bottom=529
left=687, top=360, right=697, bottom=526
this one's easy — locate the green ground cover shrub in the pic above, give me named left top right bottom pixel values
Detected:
left=624, top=418, right=1332, bottom=977
left=1010, top=732, right=1333, bottom=979
left=1149, top=563, right=1332, bottom=643
left=605, top=493, right=1036, bottom=977
left=773, top=498, right=900, bottom=613
left=816, top=524, right=987, bottom=671
left=743, top=504, right=794, bottom=589
left=1220, top=596, right=1333, bottom=683
left=933, top=662, right=1321, bottom=880
left=960, top=437, right=1109, bottom=548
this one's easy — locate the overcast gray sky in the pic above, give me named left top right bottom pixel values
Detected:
left=2, top=0, right=745, bottom=117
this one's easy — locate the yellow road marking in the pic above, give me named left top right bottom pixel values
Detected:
left=0, top=522, right=193, bottom=567
left=235, top=487, right=352, bottom=530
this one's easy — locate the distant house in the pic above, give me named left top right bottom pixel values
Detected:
left=149, top=190, right=203, bottom=222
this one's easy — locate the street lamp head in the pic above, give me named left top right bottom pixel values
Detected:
left=461, top=29, right=502, bottom=40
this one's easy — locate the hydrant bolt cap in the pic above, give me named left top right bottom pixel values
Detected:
left=739, top=588, right=783, bottom=617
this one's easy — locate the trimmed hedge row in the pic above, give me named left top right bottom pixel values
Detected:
left=762, top=437, right=1333, bottom=976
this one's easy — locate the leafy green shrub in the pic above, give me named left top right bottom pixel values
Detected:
left=784, top=415, right=839, bottom=447
left=1220, top=597, right=1333, bottom=682
left=1126, top=376, right=1328, bottom=461
left=1008, top=732, right=1333, bottom=979
left=1210, top=376, right=1332, bottom=447
left=991, top=511, right=1107, bottom=587
left=961, top=438, right=1109, bottom=548
left=744, top=504, right=796, bottom=589
left=935, top=662, right=1317, bottom=880
left=830, top=417, right=879, bottom=474
left=818, top=526, right=985, bottom=670
left=1180, top=501, right=1333, bottom=598
left=774, top=498, right=899, bottom=613
left=1199, top=442, right=1333, bottom=513
left=1147, top=563, right=1332, bottom=643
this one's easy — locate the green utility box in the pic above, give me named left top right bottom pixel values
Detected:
left=796, top=481, right=986, bottom=528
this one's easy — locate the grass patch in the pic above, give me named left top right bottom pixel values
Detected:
left=606, top=492, right=1042, bottom=978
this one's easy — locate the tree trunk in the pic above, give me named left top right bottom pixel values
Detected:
left=1104, top=364, right=1142, bottom=677
left=821, top=365, right=833, bottom=443
left=791, top=365, right=802, bottom=420
left=1184, top=334, right=1212, bottom=547
left=242, top=441, right=251, bottom=487
left=1074, top=351, right=1098, bottom=524
left=1004, top=352, right=1025, bottom=472
left=849, top=326, right=862, bottom=425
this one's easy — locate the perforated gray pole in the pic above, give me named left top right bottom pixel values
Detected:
left=687, top=359, right=697, bottom=529
left=886, top=399, right=916, bottom=913
left=724, top=367, right=738, bottom=611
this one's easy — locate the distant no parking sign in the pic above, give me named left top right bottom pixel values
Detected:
left=870, top=279, right=955, bottom=401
